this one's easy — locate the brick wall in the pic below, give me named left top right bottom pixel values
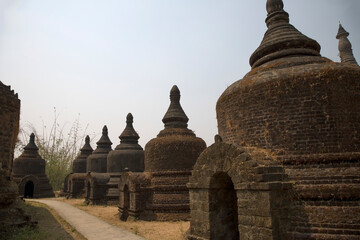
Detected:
left=0, top=82, right=20, bottom=177
left=217, top=62, right=360, bottom=156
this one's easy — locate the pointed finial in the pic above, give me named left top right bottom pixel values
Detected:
left=170, top=85, right=181, bottom=102
left=214, top=135, right=223, bottom=143
left=102, top=125, right=108, bottom=135
left=119, top=113, right=140, bottom=143
left=96, top=125, right=112, bottom=146
left=249, top=0, right=321, bottom=68
left=126, top=113, right=133, bottom=123
left=80, top=135, right=93, bottom=152
left=266, top=0, right=284, bottom=15
left=162, top=85, right=189, bottom=128
left=265, top=0, right=288, bottom=28
left=336, top=23, right=358, bottom=65
left=30, top=133, right=35, bottom=143
left=24, top=133, right=39, bottom=151
left=336, top=23, right=349, bottom=39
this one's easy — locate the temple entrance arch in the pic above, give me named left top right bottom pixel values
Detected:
left=24, top=181, right=34, bottom=198
left=209, top=172, right=239, bottom=240
left=186, top=139, right=292, bottom=240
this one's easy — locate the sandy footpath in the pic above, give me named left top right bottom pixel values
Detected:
left=27, top=199, right=146, bottom=240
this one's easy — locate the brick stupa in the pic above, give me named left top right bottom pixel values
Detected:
left=67, top=135, right=93, bottom=198
left=106, top=113, right=144, bottom=205
left=187, top=0, right=360, bottom=239
left=118, top=85, right=206, bottom=221
left=85, top=126, right=112, bottom=204
left=13, top=133, right=54, bottom=198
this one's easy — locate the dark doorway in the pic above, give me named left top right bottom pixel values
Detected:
left=24, top=181, right=34, bottom=198
left=209, top=172, right=239, bottom=240
left=121, top=185, right=130, bottom=221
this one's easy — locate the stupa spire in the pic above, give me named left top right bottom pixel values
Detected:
left=119, top=113, right=140, bottom=143
left=24, top=133, right=39, bottom=151
left=250, top=0, right=321, bottom=68
left=96, top=125, right=112, bottom=146
left=266, top=0, right=287, bottom=25
left=336, top=23, right=358, bottom=65
left=162, top=85, right=189, bottom=128
left=80, top=135, right=93, bottom=153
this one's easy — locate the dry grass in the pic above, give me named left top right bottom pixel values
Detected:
left=55, top=198, right=189, bottom=240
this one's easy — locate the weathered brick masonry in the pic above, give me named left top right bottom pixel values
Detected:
left=0, top=82, right=20, bottom=177
left=118, top=85, right=206, bottom=221
left=0, top=81, right=35, bottom=229
left=188, top=0, right=360, bottom=239
left=217, top=62, right=360, bottom=155
left=0, top=81, right=21, bottom=223
left=106, top=113, right=144, bottom=205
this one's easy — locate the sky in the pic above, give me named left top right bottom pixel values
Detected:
left=1, top=0, right=359, bottom=151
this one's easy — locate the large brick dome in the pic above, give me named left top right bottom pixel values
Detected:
left=213, top=0, right=360, bottom=238
left=216, top=1, right=360, bottom=158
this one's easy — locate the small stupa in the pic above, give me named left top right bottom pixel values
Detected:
left=145, top=85, right=205, bottom=172
left=106, top=113, right=144, bottom=205
left=85, top=126, right=113, bottom=204
left=118, top=85, right=206, bottom=221
left=67, top=136, right=93, bottom=198
left=12, top=133, right=54, bottom=198
left=73, top=135, right=93, bottom=173
left=86, top=126, right=112, bottom=173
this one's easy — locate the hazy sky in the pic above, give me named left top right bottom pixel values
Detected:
left=1, top=0, right=359, bottom=150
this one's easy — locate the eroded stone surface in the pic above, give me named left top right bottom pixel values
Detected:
left=0, top=81, right=35, bottom=230
left=190, top=0, right=360, bottom=239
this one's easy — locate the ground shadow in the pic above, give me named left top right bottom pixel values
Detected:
left=1, top=201, right=76, bottom=240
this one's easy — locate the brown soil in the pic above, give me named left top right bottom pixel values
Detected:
left=55, top=198, right=189, bottom=240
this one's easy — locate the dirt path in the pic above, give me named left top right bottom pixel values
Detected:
left=26, top=199, right=146, bottom=240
